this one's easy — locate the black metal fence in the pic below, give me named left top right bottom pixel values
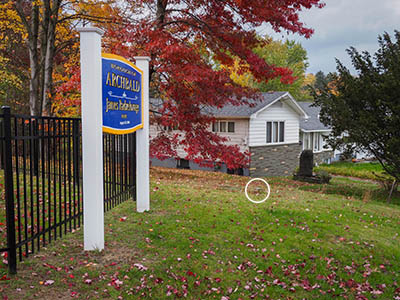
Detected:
left=103, top=133, right=136, bottom=211
left=0, top=107, right=136, bottom=274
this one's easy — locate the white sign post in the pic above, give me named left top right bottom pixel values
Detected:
left=78, top=27, right=105, bottom=251
left=134, top=57, right=151, bottom=212
left=78, top=27, right=150, bottom=252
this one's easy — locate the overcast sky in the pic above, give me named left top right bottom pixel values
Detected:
left=262, top=0, right=400, bottom=75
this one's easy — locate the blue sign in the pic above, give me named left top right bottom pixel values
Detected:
left=102, top=53, right=143, bottom=134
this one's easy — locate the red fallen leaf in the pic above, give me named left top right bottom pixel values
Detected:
left=345, top=279, right=356, bottom=288
left=186, top=270, right=196, bottom=277
left=0, top=275, right=10, bottom=281
left=215, top=278, right=222, bottom=283
left=133, top=263, right=147, bottom=271
left=194, top=280, right=201, bottom=287
left=0, top=222, right=5, bottom=226
left=265, top=266, right=273, bottom=275
left=371, top=290, right=383, bottom=295
left=111, top=279, right=123, bottom=289
left=316, top=274, right=325, bottom=280
left=155, top=277, right=164, bottom=284
left=44, top=279, right=55, bottom=286
left=70, top=291, right=78, bottom=297
left=69, top=274, right=75, bottom=279
left=119, top=217, right=127, bottom=222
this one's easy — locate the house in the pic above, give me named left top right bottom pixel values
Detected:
left=298, top=102, right=334, bottom=165
left=150, top=92, right=335, bottom=177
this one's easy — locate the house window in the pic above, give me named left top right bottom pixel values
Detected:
left=177, top=159, right=190, bottom=169
left=310, top=132, right=314, bottom=150
left=273, top=122, right=278, bottom=143
left=314, top=133, right=321, bottom=152
left=228, top=122, right=235, bottom=133
left=212, top=121, right=234, bottom=133
left=266, top=121, right=284, bottom=144
left=212, top=122, right=218, bottom=132
left=163, top=125, right=178, bottom=131
left=303, top=133, right=310, bottom=150
left=266, top=122, right=272, bottom=143
left=220, top=122, right=226, bottom=132
left=279, top=122, right=284, bottom=142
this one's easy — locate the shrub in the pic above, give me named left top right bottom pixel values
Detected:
left=315, top=169, right=332, bottom=184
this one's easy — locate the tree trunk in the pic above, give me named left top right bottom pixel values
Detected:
left=28, top=4, right=40, bottom=116
left=39, top=0, right=50, bottom=116
left=15, top=1, right=41, bottom=116
left=41, top=0, right=61, bottom=116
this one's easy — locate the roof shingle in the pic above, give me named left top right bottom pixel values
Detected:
left=202, top=91, right=288, bottom=117
left=298, top=102, right=331, bottom=131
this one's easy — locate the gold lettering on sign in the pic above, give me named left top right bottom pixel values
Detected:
left=105, top=72, right=141, bottom=93
left=105, top=99, right=119, bottom=113
left=119, top=100, right=139, bottom=114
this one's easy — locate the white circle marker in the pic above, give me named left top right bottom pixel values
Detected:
left=244, top=178, right=271, bottom=204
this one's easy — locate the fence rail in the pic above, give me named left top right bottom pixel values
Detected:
left=0, top=107, right=136, bottom=274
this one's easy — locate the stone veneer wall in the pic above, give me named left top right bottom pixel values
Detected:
left=249, top=143, right=301, bottom=177
left=314, top=151, right=334, bottom=165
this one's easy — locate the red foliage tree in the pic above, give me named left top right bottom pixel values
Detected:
left=62, top=0, right=325, bottom=168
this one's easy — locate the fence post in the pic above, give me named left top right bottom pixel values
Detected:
left=130, top=133, right=136, bottom=199
left=2, top=106, right=17, bottom=274
left=32, top=119, right=39, bottom=176
left=0, top=118, right=4, bottom=170
left=72, top=120, right=80, bottom=181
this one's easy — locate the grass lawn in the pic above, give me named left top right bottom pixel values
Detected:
left=1, top=167, right=400, bottom=299
left=316, top=161, right=385, bottom=180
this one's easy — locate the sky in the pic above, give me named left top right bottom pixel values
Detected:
left=262, top=0, right=400, bottom=75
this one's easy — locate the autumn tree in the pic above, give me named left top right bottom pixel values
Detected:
left=0, top=1, right=30, bottom=112
left=9, top=0, right=117, bottom=116
left=314, top=31, right=400, bottom=182
left=90, top=0, right=324, bottom=168
left=228, top=37, right=311, bottom=100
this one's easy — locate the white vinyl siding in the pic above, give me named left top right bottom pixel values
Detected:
left=150, top=119, right=249, bottom=158
left=210, top=119, right=249, bottom=153
left=249, top=102, right=299, bottom=146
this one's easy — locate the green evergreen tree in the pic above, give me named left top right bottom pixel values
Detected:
left=314, top=31, right=400, bottom=181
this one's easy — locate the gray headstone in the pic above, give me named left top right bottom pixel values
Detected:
left=298, top=150, right=313, bottom=177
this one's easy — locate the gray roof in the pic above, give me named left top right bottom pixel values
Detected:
left=150, top=91, right=310, bottom=120
left=298, top=102, right=331, bottom=132
left=203, top=91, right=288, bottom=117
